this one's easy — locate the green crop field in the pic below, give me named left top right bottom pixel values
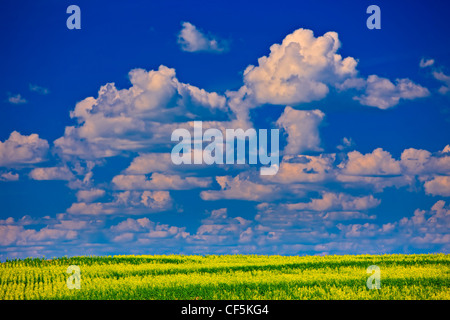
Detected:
left=0, top=254, right=449, bottom=300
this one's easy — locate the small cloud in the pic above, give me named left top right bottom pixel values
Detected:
left=419, top=59, right=450, bottom=95
left=276, top=106, right=324, bottom=155
left=432, top=71, right=450, bottom=95
left=0, top=131, right=49, bottom=167
left=337, top=137, right=355, bottom=151
left=29, top=166, right=74, bottom=181
left=424, top=175, right=450, bottom=197
left=76, top=188, right=105, bottom=202
left=0, top=171, right=19, bottom=181
left=419, top=58, right=435, bottom=68
left=354, top=75, right=430, bottom=109
left=200, top=175, right=277, bottom=201
left=7, top=93, right=27, bottom=105
left=178, top=22, right=228, bottom=53
left=29, top=84, right=49, bottom=95
left=339, top=148, right=402, bottom=176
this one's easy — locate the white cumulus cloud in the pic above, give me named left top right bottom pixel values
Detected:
left=178, top=22, right=228, bottom=53
left=243, top=28, right=358, bottom=105
left=29, top=166, right=74, bottom=181
left=0, top=131, right=49, bottom=167
left=354, top=75, right=430, bottom=109
left=276, top=106, right=325, bottom=155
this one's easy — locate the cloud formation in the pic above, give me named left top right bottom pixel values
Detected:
left=0, top=26, right=448, bottom=259
left=112, top=173, right=212, bottom=190
left=54, top=65, right=229, bottom=159
left=0, top=131, right=49, bottom=167
left=419, top=58, right=435, bottom=68
left=354, top=75, right=430, bottom=109
left=7, top=93, right=27, bottom=105
left=29, top=166, right=74, bottom=181
left=67, top=190, right=173, bottom=215
left=76, top=189, right=106, bottom=202
left=235, top=28, right=429, bottom=110
left=424, top=176, right=450, bottom=197
left=178, top=22, right=228, bottom=53
left=265, top=154, right=335, bottom=184
left=243, top=28, right=358, bottom=105
left=432, top=71, right=450, bottom=95
left=338, top=148, right=401, bottom=176
left=29, top=84, right=49, bottom=95
left=0, top=171, right=19, bottom=181
left=200, top=175, right=278, bottom=201
left=109, top=217, right=188, bottom=243
left=276, top=107, right=324, bottom=155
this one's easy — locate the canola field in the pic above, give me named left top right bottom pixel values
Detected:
left=0, top=254, right=449, bottom=300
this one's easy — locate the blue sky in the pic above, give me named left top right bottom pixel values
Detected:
left=0, top=0, right=449, bottom=259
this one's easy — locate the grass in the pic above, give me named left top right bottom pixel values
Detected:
left=0, top=254, right=448, bottom=300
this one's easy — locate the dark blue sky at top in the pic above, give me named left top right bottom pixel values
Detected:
left=1, top=0, right=449, bottom=146
left=0, top=0, right=449, bottom=256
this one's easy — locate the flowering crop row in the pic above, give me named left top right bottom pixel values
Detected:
left=0, top=254, right=448, bottom=300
